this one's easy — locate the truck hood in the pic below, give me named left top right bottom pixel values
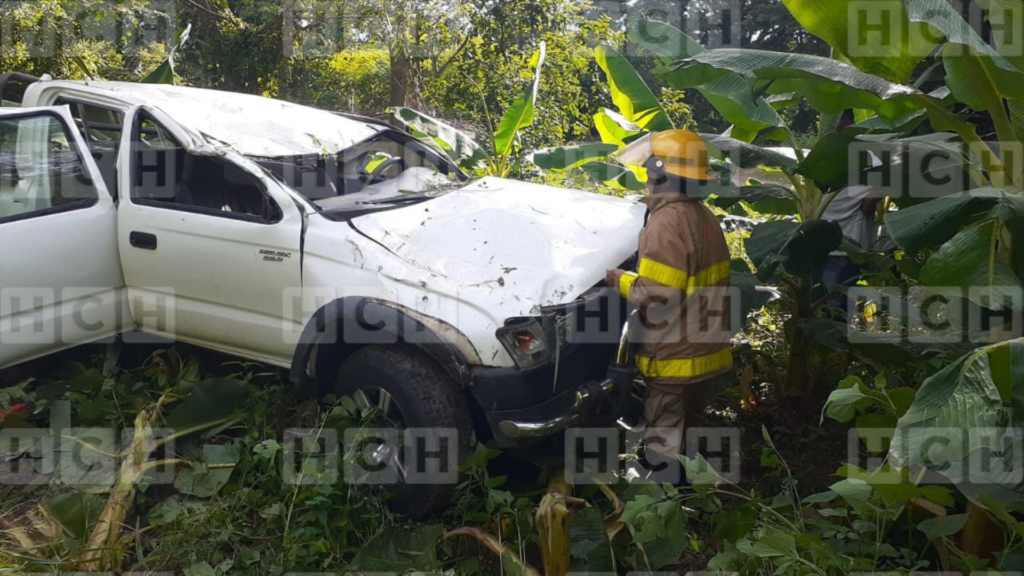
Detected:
left=349, top=177, right=645, bottom=308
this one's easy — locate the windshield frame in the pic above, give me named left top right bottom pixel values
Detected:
left=247, top=127, right=468, bottom=212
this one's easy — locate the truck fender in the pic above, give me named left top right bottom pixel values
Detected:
left=289, top=297, right=472, bottom=391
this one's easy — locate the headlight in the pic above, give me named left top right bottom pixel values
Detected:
left=496, top=317, right=553, bottom=368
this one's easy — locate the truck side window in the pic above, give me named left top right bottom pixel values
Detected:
left=131, top=113, right=281, bottom=223
left=0, top=113, right=98, bottom=222
left=55, top=98, right=122, bottom=196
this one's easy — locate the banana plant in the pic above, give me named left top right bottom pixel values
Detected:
left=888, top=338, right=1024, bottom=512
left=391, top=42, right=546, bottom=179
left=141, top=23, right=192, bottom=85
left=658, top=1, right=1024, bottom=292
left=528, top=43, right=669, bottom=191
left=1, top=354, right=249, bottom=571
left=648, top=0, right=1024, bottom=507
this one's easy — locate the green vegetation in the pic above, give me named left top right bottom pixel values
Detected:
left=3, top=0, right=1024, bottom=573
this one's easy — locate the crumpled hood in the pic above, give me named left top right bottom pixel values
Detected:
left=350, top=177, right=646, bottom=307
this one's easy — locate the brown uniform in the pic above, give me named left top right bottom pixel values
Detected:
left=610, top=193, right=733, bottom=458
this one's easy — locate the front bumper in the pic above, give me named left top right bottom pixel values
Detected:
left=471, top=280, right=635, bottom=446
left=470, top=354, right=635, bottom=447
left=497, top=363, right=635, bottom=439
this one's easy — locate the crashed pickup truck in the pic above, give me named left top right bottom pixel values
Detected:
left=0, top=74, right=644, bottom=516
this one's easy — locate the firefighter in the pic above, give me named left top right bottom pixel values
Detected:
left=605, top=129, right=734, bottom=467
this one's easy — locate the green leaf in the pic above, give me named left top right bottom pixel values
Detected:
left=391, top=107, right=485, bottom=169
left=493, top=42, right=546, bottom=159
left=627, top=19, right=705, bottom=62
left=595, top=44, right=674, bottom=133
left=919, top=219, right=1023, bottom=310
left=701, top=133, right=799, bottom=170
left=803, top=490, right=839, bottom=504
left=714, top=506, right=756, bottom=541
left=888, top=387, right=917, bottom=417
left=646, top=535, right=691, bottom=569
left=919, top=485, right=956, bottom=508
left=744, top=219, right=843, bottom=281
left=183, top=562, right=217, bottom=576
left=253, top=439, right=280, bottom=460
left=783, top=219, right=844, bottom=277
left=707, top=550, right=745, bottom=571
left=822, top=383, right=872, bottom=423
left=174, top=444, right=239, bottom=498
left=350, top=525, right=443, bottom=571
left=918, top=513, right=969, bottom=540
left=142, top=24, right=191, bottom=85
left=165, top=378, right=250, bottom=437
left=904, top=0, right=1024, bottom=89
left=630, top=20, right=783, bottom=140
left=942, top=43, right=1024, bottom=112
left=529, top=143, right=619, bottom=171
left=593, top=108, right=640, bottom=147
left=671, top=48, right=927, bottom=120
left=578, top=162, right=645, bottom=190
left=996, top=195, right=1024, bottom=277
left=889, top=340, right=1021, bottom=485
left=568, top=507, right=614, bottom=571
left=867, top=467, right=919, bottom=506
left=830, top=478, right=873, bottom=503
left=739, top=531, right=798, bottom=558
left=680, top=454, right=727, bottom=487
left=885, top=188, right=1006, bottom=253
left=44, top=493, right=102, bottom=540
left=782, top=0, right=936, bottom=83
left=745, top=220, right=800, bottom=281
left=856, top=413, right=898, bottom=454
left=147, top=494, right=206, bottom=526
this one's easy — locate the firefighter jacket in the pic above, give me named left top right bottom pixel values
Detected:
left=610, top=193, right=733, bottom=388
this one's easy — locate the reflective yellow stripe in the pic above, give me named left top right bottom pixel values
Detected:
left=619, top=272, right=638, bottom=300
left=686, top=260, right=731, bottom=294
left=638, top=258, right=689, bottom=289
left=635, top=348, right=733, bottom=379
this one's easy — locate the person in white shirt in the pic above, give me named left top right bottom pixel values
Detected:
left=819, top=113, right=884, bottom=316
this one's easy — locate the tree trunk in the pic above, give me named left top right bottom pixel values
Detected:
left=389, top=48, right=410, bottom=108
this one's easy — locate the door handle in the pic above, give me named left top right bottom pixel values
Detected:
left=129, top=231, right=157, bottom=250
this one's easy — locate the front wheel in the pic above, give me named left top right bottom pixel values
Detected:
left=334, top=345, right=471, bottom=519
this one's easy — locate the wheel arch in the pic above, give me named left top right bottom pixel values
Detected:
left=289, top=297, right=478, bottom=393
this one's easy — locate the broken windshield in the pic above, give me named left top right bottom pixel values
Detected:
left=250, top=129, right=465, bottom=210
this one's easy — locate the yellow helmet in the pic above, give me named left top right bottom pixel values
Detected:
left=611, top=129, right=713, bottom=181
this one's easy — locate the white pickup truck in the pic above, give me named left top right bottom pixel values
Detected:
left=0, top=74, right=644, bottom=515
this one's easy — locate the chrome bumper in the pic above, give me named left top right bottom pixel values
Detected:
left=497, top=364, right=633, bottom=439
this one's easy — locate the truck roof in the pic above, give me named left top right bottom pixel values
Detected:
left=32, top=80, right=381, bottom=157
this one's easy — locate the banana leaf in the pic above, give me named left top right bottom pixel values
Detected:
left=918, top=218, right=1023, bottom=310
left=630, top=19, right=783, bottom=142
left=889, top=338, right=1024, bottom=506
left=701, top=133, right=799, bottom=170
left=578, top=162, right=645, bottom=191
left=595, top=43, right=674, bottom=133
left=593, top=108, right=641, bottom=148
left=391, top=107, right=485, bottom=169
left=782, top=0, right=936, bottom=83
left=494, top=43, right=546, bottom=159
left=884, top=188, right=1009, bottom=253
left=530, top=143, right=619, bottom=171
left=745, top=219, right=843, bottom=281
left=672, top=49, right=925, bottom=120
left=142, top=24, right=192, bottom=85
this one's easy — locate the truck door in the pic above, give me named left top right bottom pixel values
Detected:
left=116, top=105, right=304, bottom=366
left=0, top=106, right=129, bottom=369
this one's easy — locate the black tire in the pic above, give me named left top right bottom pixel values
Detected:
left=334, top=345, right=471, bottom=519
